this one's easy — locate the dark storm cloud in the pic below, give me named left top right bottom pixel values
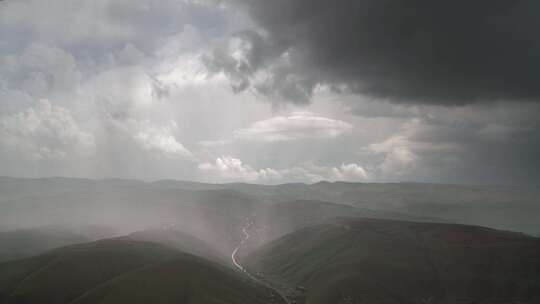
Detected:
left=413, top=119, right=540, bottom=185
left=217, top=0, right=540, bottom=104
left=202, top=30, right=276, bottom=93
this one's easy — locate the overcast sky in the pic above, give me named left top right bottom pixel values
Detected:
left=0, top=0, right=539, bottom=185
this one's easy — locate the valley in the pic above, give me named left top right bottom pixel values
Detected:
left=0, top=178, right=539, bottom=304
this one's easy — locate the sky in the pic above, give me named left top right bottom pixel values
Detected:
left=0, top=0, right=539, bottom=185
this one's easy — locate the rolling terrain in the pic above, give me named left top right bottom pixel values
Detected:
left=0, top=232, right=284, bottom=304
left=0, top=227, right=90, bottom=263
left=125, top=228, right=226, bottom=265
left=244, top=217, right=540, bottom=304
left=1, top=177, right=539, bottom=304
left=1, top=177, right=538, bottom=236
left=0, top=225, right=116, bottom=263
left=241, top=199, right=440, bottom=254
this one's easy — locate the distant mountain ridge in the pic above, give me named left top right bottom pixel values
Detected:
left=1, top=177, right=539, bottom=235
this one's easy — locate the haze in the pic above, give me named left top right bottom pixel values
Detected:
left=1, top=1, right=540, bottom=304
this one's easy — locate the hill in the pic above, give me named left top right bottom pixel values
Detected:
left=0, top=181, right=260, bottom=256
left=243, top=199, right=439, bottom=252
left=0, top=225, right=115, bottom=262
left=0, top=235, right=284, bottom=304
left=2, top=178, right=539, bottom=236
left=245, top=218, right=540, bottom=304
left=125, top=228, right=226, bottom=265
left=70, top=254, right=282, bottom=304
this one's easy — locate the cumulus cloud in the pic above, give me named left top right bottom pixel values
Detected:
left=202, top=30, right=275, bottom=93
left=110, top=119, right=194, bottom=160
left=198, top=156, right=368, bottom=183
left=335, top=163, right=369, bottom=181
left=0, top=99, right=95, bottom=160
left=215, top=0, right=540, bottom=105
left=198, top=156, right=282, bottom=182
left=367, top=119, right=465, bottom=176
left=287, top=162, right=369, bottom=183
left=233, top=112, right=352, bottom=142
left=363, top=104, right=540, bottom=184
left=369, top=136, right=418, bottom=176
left=133, top=121, right=194, bottom=159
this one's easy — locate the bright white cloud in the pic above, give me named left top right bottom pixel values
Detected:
left=335, top=163, right=370, bottom=181
left=198, top=156, right=282, bottom=182
left=233, top=112, right=352, bottom=142
left=0, top=99, right=95, bottom=160
left=285, top=162, right=369, bottom=183
left=198, top=156, right=368, bottom=183
left=114, top=119, right=194, bottom=160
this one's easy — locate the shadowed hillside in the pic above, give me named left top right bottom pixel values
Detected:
left=245, top=218, right=540, bottom=304
left=70, top=254, right=283, bottom=304
left=0, top=228, right=89, bottom=263
left=244, top=200, right=440, bottom=252
left=125, top=228, right=226, bottom=265
left=0, top=225, right=116, bottom=263
left=0, top=238, right=179, bottom=304
left=0, top=234, right=284, bottom=304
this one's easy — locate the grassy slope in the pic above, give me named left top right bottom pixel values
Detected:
left=125, top=229, right=226, bottom=265
left=0, top=234, right=284, bottom=304
left=0, top=239, right=180, bottom=304
left=233, top=181, right=540, bottom=235
left=244, top=199, right=439, bottom=253
left=246, top=218, right=540, bottom=304
left=71, top=254, right=281, bottom=304
left=0, top=227, right=91, bottom=262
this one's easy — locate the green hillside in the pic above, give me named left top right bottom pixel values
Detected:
left=0, top=236, right=283, bottom=304
left=245, top=218, right=540, bottom=304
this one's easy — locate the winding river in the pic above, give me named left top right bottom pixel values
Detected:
left=231, top=217, right=292, bottom=304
